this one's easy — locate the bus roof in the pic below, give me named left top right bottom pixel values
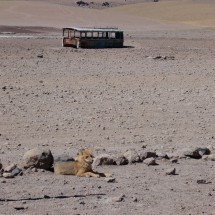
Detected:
left=63, top=27, right=123, bottom=33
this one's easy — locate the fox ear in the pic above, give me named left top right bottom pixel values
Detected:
left=86, top=147, right=94, bottom=154
left=78, top=149, right=84, bottom=155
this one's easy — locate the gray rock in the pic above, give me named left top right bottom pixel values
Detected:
left=23, top=148, right=54, bottom=170
left=143, top=157, right=156, bottom=166
left=139, top=151, right=157, bottom=161
left=196, top=179, right=211, bottom=184
left=151, top=55, right=175, bottom=60
left=105, top=177, right=116, bottom=183
left=195, top=147, right=210, bottom=156
left=31, top=167, right=38, bottom=172
left=54, top=155, right=74, bottom=162
left=183, top=148, right=201, bottom=159
left=183, top=147, right=210, bottom=159
left=167, top=152, right=180, bottom=159
left=102, top=2, right=110, bottom=7
left=4, top=163, right=17, bottom=172
left=37, top=54, right=43, bottom=58
left=170, top=158, right=178, bottom=163
left=3, top=172, right=14, bottom=178
left=123, top=149, right=141, bottom=164
left=108, top=194, right=125, bottom=202
left=0, top=160, right=2, bottom=170
left=156, top=152, right=169, bottom=159
left=13, top=204, right=28, bottom=210
left=132, top=197, right=138, bottom=202
left=93, top=154, right=116, bottom=166
left=115, top=155, right=128, bottom=165
left=166, top=168, right=176, bottom=175
left=11, top=167, right=22, bottom=176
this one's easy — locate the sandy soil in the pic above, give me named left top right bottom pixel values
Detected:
left=1, top=0, right=215, bottom=214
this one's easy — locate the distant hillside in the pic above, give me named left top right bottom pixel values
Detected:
left=108, top=1, right=215, bottom=27
left=0, top=0, right=215, bottom=29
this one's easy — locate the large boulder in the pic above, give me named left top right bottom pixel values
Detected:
left=54, top=155, right=74, bottom=162
left=23, top=148, right=54, bottom=170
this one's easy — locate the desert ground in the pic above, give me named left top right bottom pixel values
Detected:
left=1, top=0, right=215, bottom=214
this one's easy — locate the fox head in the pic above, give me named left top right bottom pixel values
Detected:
left=76, top=148, right=94, bottom=164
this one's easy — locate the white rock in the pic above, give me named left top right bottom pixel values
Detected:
left=143, top=158, right=156, bottom=166
left=4, top=163, right=17, bottom=172
left=3, top=172, right=14, bottom=178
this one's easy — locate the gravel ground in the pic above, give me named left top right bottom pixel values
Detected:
left=0, top=27, right=215, bottom=215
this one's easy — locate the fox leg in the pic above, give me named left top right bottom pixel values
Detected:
left=103, top=173, right=112, bottom=177
left=76, top=171, right=100, bottom=178
left=91, top=171, right=112, bottom=177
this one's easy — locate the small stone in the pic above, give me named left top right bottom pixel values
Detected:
left=132, top=197, right=138, bottom=202
left=143, top=157, right=156, bottom=166
left=195, top=147, right=210, bottom=156
left=79, top=201, right=85, bottom=205
left=11, top=167, right=22, bottom=176
left=141, top=144, right=147, bottom=149
left=0, top=160, right=2, bottom=170
left=105, top=177, right=116, bottom=183
left=13, top=204, right=28, bottom=210
left=31, top=168, right=38, bottom=172
left=166, top=168, right=176, bottom=175
left=3, top=172, right=14, bottom=178
left=37, top=54, right=43, bottom=58
left=170, top=158, right=178, bottom=163
left=102, top=2, right=110, bottom=7
left=156, top=152, right=169, bottom=159
left=4, top=163, right=17, bottom=172
left=197, top=179, right=211, bottom=184
left=108, top=194, right=125, bottom=202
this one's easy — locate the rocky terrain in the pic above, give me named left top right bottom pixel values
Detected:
left=0, top=26, right=215, bottom=215
left=1, top=0, right=215, bottom=214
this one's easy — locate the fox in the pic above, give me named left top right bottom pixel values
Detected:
left=54, top=148, right=112, bottom=177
